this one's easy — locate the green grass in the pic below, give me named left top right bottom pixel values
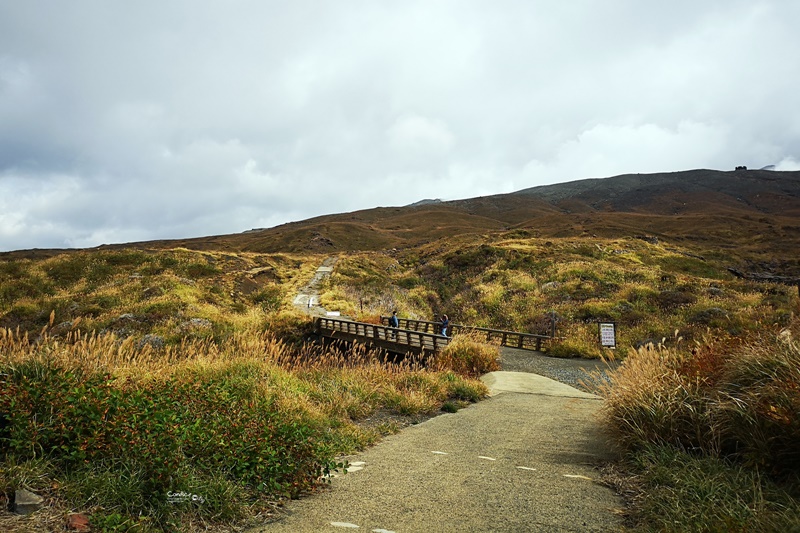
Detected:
left=350, top=236, right=797, bottom=358
left=619, top=444, right=800, bottom=532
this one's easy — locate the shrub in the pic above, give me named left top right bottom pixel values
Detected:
left=433, top=333, right=500, bottom=377
left=249, top=286, right=283, bottom=312
left=181, top=262, right=220, bottom=279
left=266, top=310, right=315, bottom=345
left=44, top=255, right=91, bottom=287
left=599, top=325, right=800, bottom=478
left=0, top=351, right=342, bottom=529
left=715, top=334, right=800, bottom=477
left=652, top=289, right=697, bottom=310
left=598, top=344, right=717, bottom=452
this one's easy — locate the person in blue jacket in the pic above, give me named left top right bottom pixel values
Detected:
left=440, top=314, right=450, bottom=337
left=389, top=310, right=399, bottom=338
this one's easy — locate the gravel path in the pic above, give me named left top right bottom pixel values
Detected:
left=498, top=347, right=619, bottom=393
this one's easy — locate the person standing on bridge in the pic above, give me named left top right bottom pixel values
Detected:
left=389, top=310, right=399, bottom=339
left=440, top=314, right=450, bottom=337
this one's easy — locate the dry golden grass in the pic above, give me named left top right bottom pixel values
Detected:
left=432, top=331, right=501, bottom=377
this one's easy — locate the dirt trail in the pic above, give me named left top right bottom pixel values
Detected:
left=292, top=257, right=339, bottom=317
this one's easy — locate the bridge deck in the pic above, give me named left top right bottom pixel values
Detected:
left=315, top=317, right=450, bottom=355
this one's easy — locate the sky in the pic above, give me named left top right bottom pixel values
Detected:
left=1, top=1, right=799, bottom=252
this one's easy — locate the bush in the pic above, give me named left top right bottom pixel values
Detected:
left=250, top=286, right=283, bottom=312
left=652, top=289, right=697, bottom=310
left=0, top=356, right=340, bottom=528
left=599, top=344, right=717, bottom=452
left=716, top=335, right=800, bottom=477
left=266, top=310, right=315, bottom=345
left=599, top=325, right=800, bottom=478
left=433, top=333, right=500, bottom=377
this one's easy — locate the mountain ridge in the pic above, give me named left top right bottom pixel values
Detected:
left=3, top=169, right=799, bottom=261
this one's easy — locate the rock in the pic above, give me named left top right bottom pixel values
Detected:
left=14, top=488, right=43, bottom=515
left=541, top=281, right=561, bottom=291
left=137, top=334, right=165, bottom=350
left=635, top=235, right=659, bottom=245
left=708, top=286, right=725, bottom=297
left=142, top=286, right=162, bottom=299
left=185, top=318, right=212, bottom=329
left=66, top=513, right=91, bottom=531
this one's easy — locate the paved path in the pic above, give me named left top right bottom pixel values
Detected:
left=253, top=372, right=623, bottom=533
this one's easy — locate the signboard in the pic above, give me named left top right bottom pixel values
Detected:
left=599, top=322, right=616, bottom=349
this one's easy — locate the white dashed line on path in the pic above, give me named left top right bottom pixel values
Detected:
left=563, top=474, right=592, bottom=480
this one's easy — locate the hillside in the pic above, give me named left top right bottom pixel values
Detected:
left=106, top=169, right=800, bottom=254
left=3, top=168, right=799, bottom=276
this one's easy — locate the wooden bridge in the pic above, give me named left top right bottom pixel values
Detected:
left=378, top=316, right=555, bottom=352
left=314, top=317, right=450, bottom=355
left=313, top=316, right=555, bottom=356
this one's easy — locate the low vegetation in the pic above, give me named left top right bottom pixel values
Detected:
left=0, top=248, right=491, bottom=531
left=596, top=320, right=800, bottom=531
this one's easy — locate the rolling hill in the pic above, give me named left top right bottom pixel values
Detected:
left=4, top=168, right=800, bottom=273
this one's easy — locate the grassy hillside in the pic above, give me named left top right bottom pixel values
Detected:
left=318, top=234, right=796, bottom=359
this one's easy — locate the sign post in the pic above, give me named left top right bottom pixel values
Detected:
left=599, top=322, right=616, bottom=349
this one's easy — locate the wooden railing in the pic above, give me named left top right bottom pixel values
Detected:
left=315, top=317, right=450, bottom=354
left=380, top=316, right=553, bottom=352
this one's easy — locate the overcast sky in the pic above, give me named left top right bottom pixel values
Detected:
left=1, top=1, right=798, bottom=251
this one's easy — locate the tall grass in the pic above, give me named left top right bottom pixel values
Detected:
left=432, top=332, right=501, bottom=377
left=597, top=320, right=800, bottom=530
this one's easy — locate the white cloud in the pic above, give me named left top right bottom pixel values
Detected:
left=388, top=115, right=455, bottom=157
left=776, top=157, right=800, bottom=171
left=521, top=121, right=731, bottom=184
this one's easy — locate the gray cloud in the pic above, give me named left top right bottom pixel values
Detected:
left=1, top=0, right=798, bottom=251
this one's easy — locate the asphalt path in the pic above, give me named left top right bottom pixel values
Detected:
left=254, top=370, right=624, bottom=533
